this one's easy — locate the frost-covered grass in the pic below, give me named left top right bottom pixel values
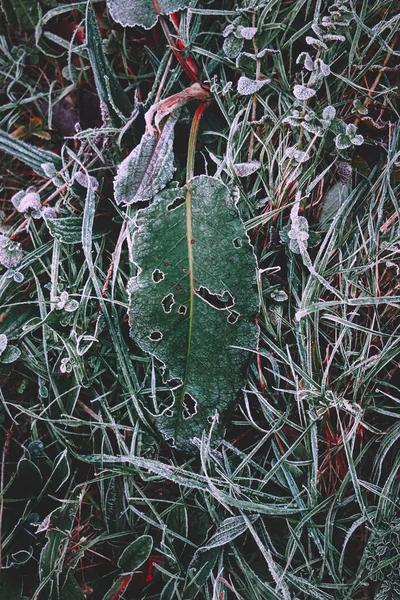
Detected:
left=0, top=0, right=399, bottom=598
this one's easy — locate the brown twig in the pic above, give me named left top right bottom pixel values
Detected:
left=354, top=32, right=398, bottom=127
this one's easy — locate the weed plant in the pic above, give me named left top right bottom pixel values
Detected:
left=0, top=1, right=399, bottom=599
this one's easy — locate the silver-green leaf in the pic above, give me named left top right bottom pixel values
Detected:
left=107, top=0, right=190, bottom=30
left=114, top=116, right=177, bottom=206
left=128, top=176, right=259, bottom=451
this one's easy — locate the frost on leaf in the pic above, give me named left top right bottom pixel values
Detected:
left=233, top=161, right=260, bottom=177
left=285, top=146, right=310, bottom=164
left=114, top=116, right=176, bottom=206
left=0, top=235, right=23, bottom=268
left=305, top=36, right=328, bottom=50
left=11, top=189, right=41, bottom=214
left=236, top=26, right=258, bottom=40
left=223, top=35, right=243, bottom=58
left=127, top=176, right=259, bottom=452
left=73, top=172, right=99, bottom=191
left=293, top=85, right=317, bottom=100
left=322, top=106, right=336, bottom=121
left=107, top=0, right=190, bottom=30
left=237, top=76, right=270, bottom=96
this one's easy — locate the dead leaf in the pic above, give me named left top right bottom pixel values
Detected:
left=145, top=83, right=210, bottom=135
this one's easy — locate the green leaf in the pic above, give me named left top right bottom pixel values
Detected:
left=107, top=0, right=190, bottom=30
left=0, top=570, right=23, bottom=598
left=17, top=458, right=43, bottom=495
left=114, top=116, right=177, bottom=206
left=60, top=574, right=85, bottom=600
left=86, top=3, right=132, bottom=126
left=0, top=345, right=21, bottom=364
left=319, top=182, right=348, bottom=226
left=101, top=575, right=133, bottom=600
left=0, top=130, right=62, bottom=177
left=0, top=0, right=39, bottom=31
left=0, top=333, right=7, bottom=355
left=183, top=548, right=220, bottom=599
left=128, top=176, right=259, bottom=451
left=37, top=489, right=81, bottom=599
left=201, top=515, right=259, bottom=550
left=50, top=450, right=71, bottom=492
left=117, top=535, right=153, bottom=573
left=44, top=214, right=108, bottom=244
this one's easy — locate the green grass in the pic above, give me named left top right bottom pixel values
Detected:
left=0, top=0, right=399, bottom=598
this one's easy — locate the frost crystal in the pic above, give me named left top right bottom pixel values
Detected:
left=73, top=172, right=99, bottom=191
left=305, top=36, right=328, bottom=50
left=237, top=26, right=257, bottom=40
left=0, top=235, right=23, bottom=268
left=297, top=52, right=315, bottom=71
left=314, top=59, right=331, bottom=76
left=237, top=76, right=270, bottom=95
left=293, top=85, right=317, bottom=100
left=287, top=196, right=310, bottom=254
left=12, top=189, right=41, bottom=214
left=233, top=161, right=260, bottom=177
left=322, top=106, right=336, bottom=121
left=41, top=162, right=57, bottom=178
left=285, top=146, right=310, bottom=163
left=323, top=33, right=345, bottom=42
left=301, top=121, right=323, bottom=136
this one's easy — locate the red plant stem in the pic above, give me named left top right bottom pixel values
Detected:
left=152, top=0, right=199, bottom=82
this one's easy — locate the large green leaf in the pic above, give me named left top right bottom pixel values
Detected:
left=107, top=0, right=190, bottom=30
left=128, top=175, right=259, bottom=451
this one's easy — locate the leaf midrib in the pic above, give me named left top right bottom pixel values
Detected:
left=177, top=183, right=195, bottom=416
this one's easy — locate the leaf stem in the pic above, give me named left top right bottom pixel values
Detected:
left=179, top=101, right=209, bottom=417
left=186, top=102, right=208, bottom=182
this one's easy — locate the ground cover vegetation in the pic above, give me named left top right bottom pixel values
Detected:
left=0, top=0, right=399, bottom=598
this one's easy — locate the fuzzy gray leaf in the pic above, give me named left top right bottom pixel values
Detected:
left=237, top=76, right=270, bottom=95
left=107, top=0, right=190, bottom=30
left=293, top=85, right=317, bottom=100
left=114, top=117, right=176, bottom=206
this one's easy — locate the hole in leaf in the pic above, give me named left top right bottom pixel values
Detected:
left=178, top=305, right=187, bottom=315
left=227, top=310, right=240, bottom=324
left=233, top=237, right=242, bottom=248
left=196, top=286, right=235, bottom=310
left=149, top=331, right=163, bottom=341
left=167, top=195, right=185, bottom=211
left=182, top=393, right=197, bottom=419
left=161, top=293, right=175, bottom=313
left=167, top=377, right=182, bottom=389
left=152, top=269, right=165, bottom=283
